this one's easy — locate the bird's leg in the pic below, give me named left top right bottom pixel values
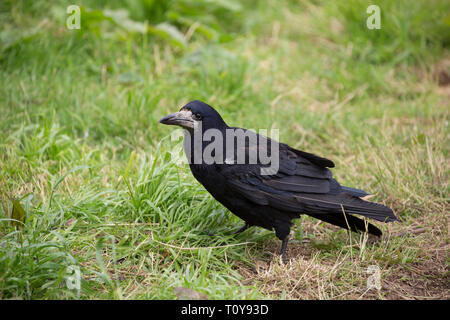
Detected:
left=280, top=235, right=290, bottom=264
left=233, top=223, right=250, bottom=235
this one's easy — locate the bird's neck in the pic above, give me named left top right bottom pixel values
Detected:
left=183, top=125, right=229, bottom=166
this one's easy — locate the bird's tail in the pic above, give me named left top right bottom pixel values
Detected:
left=296, top=192, right=397, bottom=223
left=307, top=211, right=382, bottom=236
left=339, top=194, right=397, bottom=223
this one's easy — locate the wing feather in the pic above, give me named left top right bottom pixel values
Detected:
left=218, top=133, right=395, bottom=223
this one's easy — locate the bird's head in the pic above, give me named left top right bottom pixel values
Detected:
left=159, top=100, right=227, bottom=132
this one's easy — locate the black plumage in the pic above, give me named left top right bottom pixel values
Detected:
left=159, top=100, right=397, bottom=262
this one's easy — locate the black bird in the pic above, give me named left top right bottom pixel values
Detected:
left=159, top=100, right=397, bottom=262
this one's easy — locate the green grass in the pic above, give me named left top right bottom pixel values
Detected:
left=1, top=0, right=449, bottom=299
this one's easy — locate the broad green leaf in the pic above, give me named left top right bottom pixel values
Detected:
left=444, top=14, right=450, bottom=26
left=168, top=12, right=220, bottom=41
left=148, top=23, right=187, bottom=48
left=123, top=150, right=137, bottom=179
left=203, top=0, right=243, bottom=12
left=11, top=198, right=26, bottom=228
left=103, top=9, right=147, bottom=33
left=0, top=29, right=39, bottom=52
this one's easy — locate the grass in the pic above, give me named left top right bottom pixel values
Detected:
left=0, top=0, right=449, bottom=299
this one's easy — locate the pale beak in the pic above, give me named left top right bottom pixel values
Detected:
left=159, top=110, right=194, bottom=129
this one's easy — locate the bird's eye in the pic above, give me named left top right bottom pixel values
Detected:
left=193, top=113, right=202, bottom=120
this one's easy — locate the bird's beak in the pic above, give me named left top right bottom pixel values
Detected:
left=159, top=110, right=194, bottom=129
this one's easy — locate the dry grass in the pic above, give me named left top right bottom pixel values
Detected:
left=238, top=212, right=449, bottom=300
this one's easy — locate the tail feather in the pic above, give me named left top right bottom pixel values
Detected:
left=295, top=193, right=397, bottom=223
left=307, top=212, right=382, bottom=236
left=340, top=194, right=397, bottom=222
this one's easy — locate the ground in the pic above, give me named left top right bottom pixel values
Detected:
left=0, top=0, right=449, bottom=299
